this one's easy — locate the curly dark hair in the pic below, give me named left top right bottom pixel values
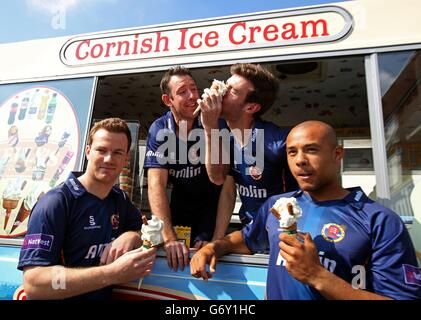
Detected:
left=230, top=63, right=279, bottom=117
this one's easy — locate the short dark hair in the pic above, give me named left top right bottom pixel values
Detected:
left=88, top=118, right=131, bottom=152
left=160, top=66, right=195, bottom=98
left=230, top=63, right=279, bottom=117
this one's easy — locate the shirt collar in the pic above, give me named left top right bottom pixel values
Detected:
left=298, top=186, right=366, bottom=209
left=342, top=186, right=366, bottom=210
left=65, top=171, right=122, bottom=199
left=165, top=111, right=201, bottom=133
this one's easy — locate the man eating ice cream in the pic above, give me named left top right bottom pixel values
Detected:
left=198, top=63, right=298, bottom=243
left=190, top=120, right=420, bottom=300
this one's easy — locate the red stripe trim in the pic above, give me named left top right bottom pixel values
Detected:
left=113, top=286, right=190, bottom=300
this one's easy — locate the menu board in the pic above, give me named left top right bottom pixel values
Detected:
left=0, top=80, right=93, bottom=238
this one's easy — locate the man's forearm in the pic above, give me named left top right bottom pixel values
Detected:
left=24, top=265, right=115, bottom=300
left=212, top=207, right=232, bottom=240
left=310, top=267, right=392, bottom=300
left=213, top=231, right=252, bottom=258
left=148, top=186, right=175, bottom=241
left=205, top=130, right=228, bottom=185
left=212, top=184, right=236, bottom=240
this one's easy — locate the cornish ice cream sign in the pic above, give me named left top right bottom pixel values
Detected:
left=61, top=6, right=353, bottom=66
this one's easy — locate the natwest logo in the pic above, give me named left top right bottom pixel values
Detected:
left=61, top=6, right=352, bottom=66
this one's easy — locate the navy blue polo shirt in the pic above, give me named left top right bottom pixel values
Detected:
left=18, top=172, right=142, bottom=300
left=243, top=187, right=421, bottom=300
left=144, top=111, right=221, bottom=243
left=230, top=119, right=298, bottom=226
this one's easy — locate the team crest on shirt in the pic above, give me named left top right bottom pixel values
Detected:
left=321, top=223, right=345, bottom=243
left=249, top=166, right=262, bottom=180
left=111, top=214, right=120, bottom=229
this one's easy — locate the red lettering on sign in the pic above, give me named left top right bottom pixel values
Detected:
left=229, top=22, right=247, bottom=45
left=140, top=38, right=152, bottom=53
left=178, top=28, right=188, bottom=50
left=189, top=32, right=203, bottom=49
left=263, top=24, right=279, bottom=41
left=282, top=23, right=299, bottom=40
left=91, top=44, right=103, bottom=58
left=155, top=32, right=169, bottom=52
left=300, top=19, right=329, bottom=38
left=75, top=40, right=90, bottom=60
left=205, top=31, right=219, bottom=47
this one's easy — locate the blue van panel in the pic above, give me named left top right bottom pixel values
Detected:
left=113, top=255, right=267, bottom=300
left=0, top=245, right=267, bottom=300
left=0, top=246, right=22, bottom=300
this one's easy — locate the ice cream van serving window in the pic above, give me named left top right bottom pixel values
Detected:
left=342, top=139, right=374, bottom=172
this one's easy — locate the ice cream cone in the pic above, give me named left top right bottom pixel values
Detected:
left=271, top=198, right=303, bottom=266
left=281, top=204, right=298, bottom=236
left=194, top=79, right=228, bottom=116
left=271, top=198, right=302, bottom=237
left=2, top=198, right=19, bottom=229
left=138, top=214, right=164, bottom=289
left=11, top=204, right=31, bottom=233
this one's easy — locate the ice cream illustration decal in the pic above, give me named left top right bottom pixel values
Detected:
left=138, top=214, right=164, bottom=289
left=2, top=177, right=27, bottom=230
left=193, top=79, right=228, bottom=117
left=270, top=197, right=302, bottom=236
left=11, top=184, right=45, bottom=233
left=32, top=150, right=49, bottom=181
left=8, top=126, right=19, bottom=148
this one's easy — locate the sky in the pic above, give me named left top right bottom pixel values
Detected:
left=0, top=0, right=347, bottom=44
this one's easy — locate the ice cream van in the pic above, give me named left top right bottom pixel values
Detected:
left=1, top=0, right=421, bottom=300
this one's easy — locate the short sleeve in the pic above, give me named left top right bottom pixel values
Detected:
left=17, top=191, right=67, bottom=271
left=143, top=121, right=169, bottom=169
left=369, top=210, right=421, bottom=299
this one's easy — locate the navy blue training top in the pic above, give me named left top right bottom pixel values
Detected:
left=243, top=187, right=421, bottom=300
left=230, top=119, right=298, bottom=226
left=18, top=172, right=142, bottom=300
left=144, top=111, right=221, bottom=243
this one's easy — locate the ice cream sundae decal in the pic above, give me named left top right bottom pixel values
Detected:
left=2, top=178, right=26, bottom=230
left=11, top=184, right=45, bottom=233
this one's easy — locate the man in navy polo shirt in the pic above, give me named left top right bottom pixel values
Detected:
left=198, top=63, right=297, bottom=240
left=18, top=118, right=156, bottom=300
left=144, top=66, right=221, bottom=271
left=190, top=121, right=421, bottom=300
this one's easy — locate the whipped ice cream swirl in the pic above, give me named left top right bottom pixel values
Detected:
left=141, top=215, right=164, bottom=246
left=271, top=197, right=302, bottom=229
left=202, top=79, right=228, bottom=98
